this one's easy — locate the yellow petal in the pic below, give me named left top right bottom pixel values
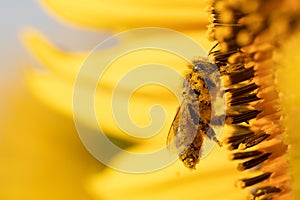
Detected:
left=26, top=68, right=178, bottom=145
left=38, top=0, right=209, bottom=31
left=26, top=69, right=74, bottom=118
left=86, top=143, right=247, bottom=200
left=26, top=67, right=179, bottom=143
left=21, top=29, right=86, bottom=82
left=23, top=29, right=215, bottom=144
left=0, top=80, right=103, bottom=199
left=21, top=29, right=213, bottom=83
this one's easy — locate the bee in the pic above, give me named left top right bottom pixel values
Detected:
left=167, top=58, right=223, bottom=169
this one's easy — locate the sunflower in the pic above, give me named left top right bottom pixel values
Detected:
left=21, top=0, right=300, bottom=199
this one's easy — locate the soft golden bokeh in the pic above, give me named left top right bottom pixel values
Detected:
left=38, top=0, right=208, bottom=31
left=11, top=0, right=300, bottom=199
left=87, top=144, right=247, bottom=200
left=0, top=81, right=104, bottom=199
left=277, top=29, right=300, bottom=199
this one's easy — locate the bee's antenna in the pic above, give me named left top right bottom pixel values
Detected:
left=208, top=42, right=219, bottom=57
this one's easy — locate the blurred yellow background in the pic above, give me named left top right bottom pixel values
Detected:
left=0, top=1, right=108, bottom=199
left=2, top=0, right=300, bottom=199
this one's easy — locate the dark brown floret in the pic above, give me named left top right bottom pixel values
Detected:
left=228, top=110, right=261, bottom=124
left=226, top=83, right=259, bottom=98
left=231, top=150, right=262, bottom=160
left=237, top=152, right=272, bottom=171
left=238, top=172, right=272, bottom=188
left=250, top=186, right=282, bottom=199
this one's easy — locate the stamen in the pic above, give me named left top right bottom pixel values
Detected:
left=229, top=94, right=261, bottom=106
left=237, top=153, right=272, bottom=171
left=228, top=67, right=255, bottom=85
left=238, top=172, right=272, bottom=188
left=227, top=131, right=255, bottom=143
left=223, top=63, right=245, bottom=74
left=231, top=150, right=262, bottom=160
left=250, top=186, right=282, bottom=199
left=212, top=50, right=239, bottom=63
left=229, top=109, right=261, bottom=124
left=230, top=132, right=270, bottom=150
left=243, top=133, right=270, bottom=149
left=226, top=83, right=259, bottom=97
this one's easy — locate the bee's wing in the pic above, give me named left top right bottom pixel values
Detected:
left=166, top=99, right=200, bottom=151
left=166, top=106, right=182, bottom=152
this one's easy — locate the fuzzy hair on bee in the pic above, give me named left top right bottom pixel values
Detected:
left=167, top=57, right=223, bottom=169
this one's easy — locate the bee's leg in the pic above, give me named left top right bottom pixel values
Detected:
left=206, top=126, right=223, bottom=147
